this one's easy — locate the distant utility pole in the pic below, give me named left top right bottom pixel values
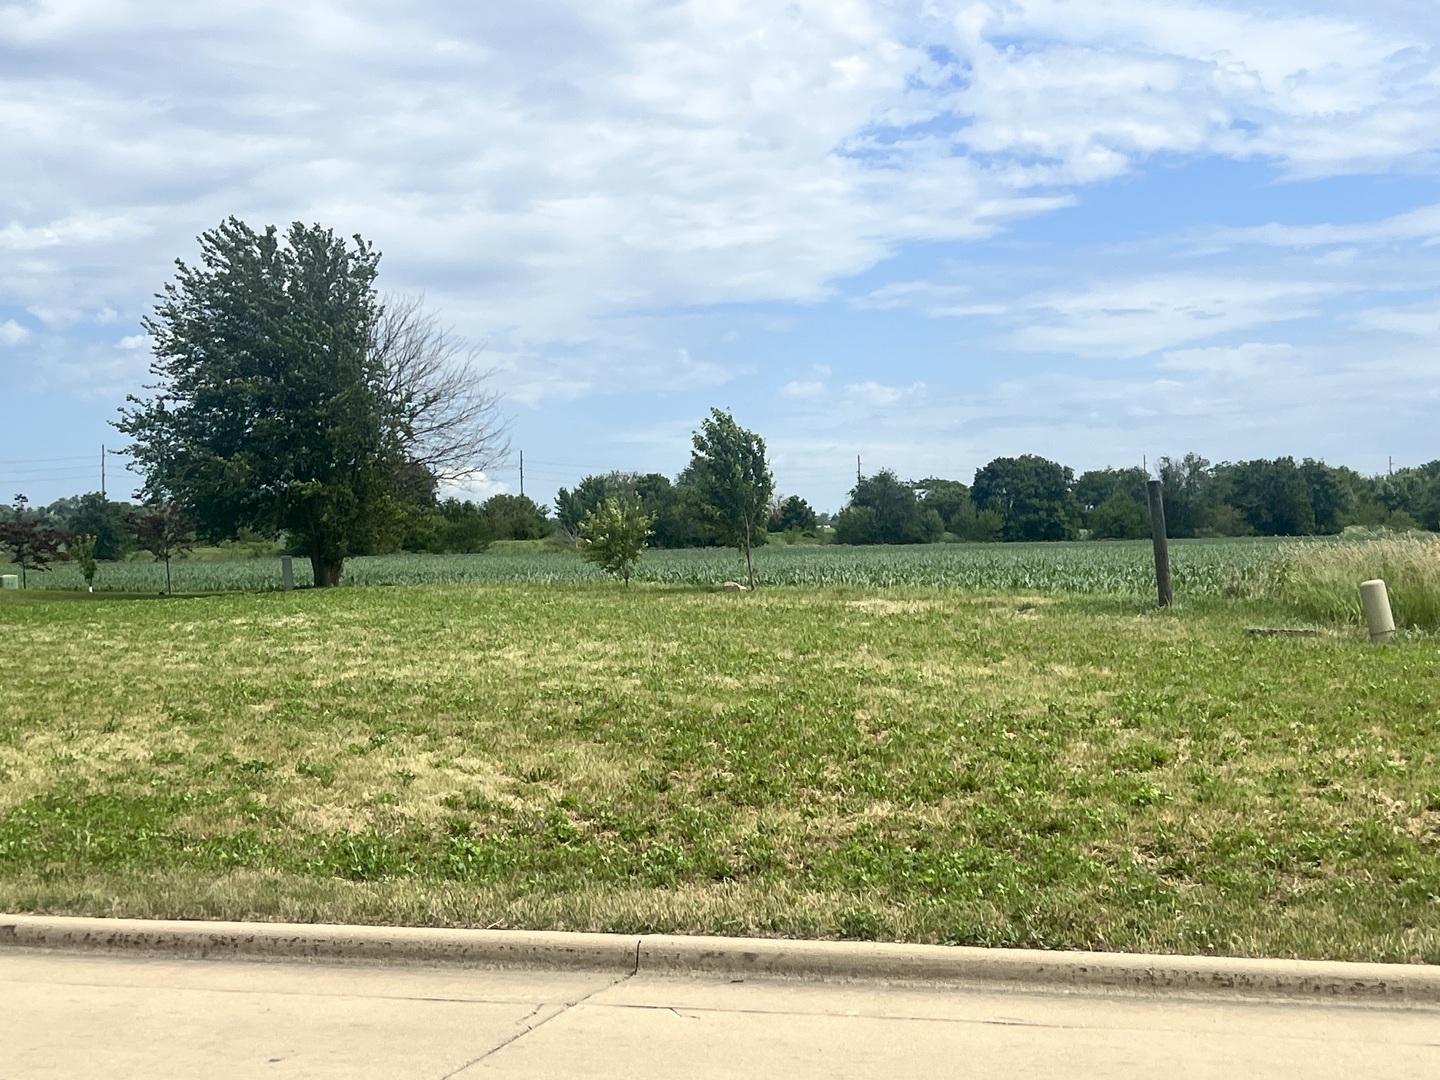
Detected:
left=1389, top=456, right=1394, bottom=476
left=519, top=450, right=525, bottom=498
left=856, top=455, right=861, bottom=485
left=101, top=444, right=106, bottom=499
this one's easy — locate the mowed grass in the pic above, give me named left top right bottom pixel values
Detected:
left=2, top=583, right=1438, bottom=963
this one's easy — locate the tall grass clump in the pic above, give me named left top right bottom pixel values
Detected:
left=1269, top=534, right=1440, bottom=630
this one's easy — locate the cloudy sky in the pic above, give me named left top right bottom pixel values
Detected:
left=2, top=0, right=1438, bottom=510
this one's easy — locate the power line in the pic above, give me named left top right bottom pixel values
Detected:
left=0, top=467, right=105, bottom=480
left=0, top=469, right=100, bottom=480
left=0, top=455, right=95, bottom=466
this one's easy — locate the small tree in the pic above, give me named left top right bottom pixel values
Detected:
left=0, top=495, right=69, bottom=588
left=126, top=501, right=194, bottom=594
left=689, top=408, right=774, bottom=589
left=70, top=534, right=99, bottom=590
left=579, top=496, right=652, bottom=585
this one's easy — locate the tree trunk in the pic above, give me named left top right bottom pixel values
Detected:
left=311, top=553, right=344, bottom=588
left=164, top=555, right=172, bottom=595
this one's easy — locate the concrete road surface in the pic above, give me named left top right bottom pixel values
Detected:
left=3, top=949, right=1439, bottom=1079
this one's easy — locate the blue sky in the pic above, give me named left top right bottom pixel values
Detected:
left=2, top=0, right=1438, bottom=512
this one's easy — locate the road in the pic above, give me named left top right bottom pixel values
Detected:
left=3, top=949, right=1439, bottom=1078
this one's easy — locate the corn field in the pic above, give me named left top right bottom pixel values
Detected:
left=5, top=537, right=1291, bottom=597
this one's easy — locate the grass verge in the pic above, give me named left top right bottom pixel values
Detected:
left=2, top=583, right=1437, bottom=962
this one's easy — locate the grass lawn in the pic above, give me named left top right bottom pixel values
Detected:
left=2, top=583, right=1438, bottom=962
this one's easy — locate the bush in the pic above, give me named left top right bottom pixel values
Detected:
left=436, top=500, right=494, bottom=553
left=1266, top=535, right=1440, bottom=630
left=1088, top=494, right=1149, bottom=540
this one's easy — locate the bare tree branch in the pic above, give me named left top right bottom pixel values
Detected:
left=372, top=294, right=510, bottom=483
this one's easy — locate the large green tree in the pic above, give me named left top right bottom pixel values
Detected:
left=972, top=455, right=1081, bottom=542
left=770, top=494, right=818, bottom=533
left=116, top=219, right=504, bottom=586
left=1221, top=457, right=1315, bottom=536
left=688, top=408, right=773, bottom=588
left=1155, top=453, right=1215, bottom=537
left=43, top=493, right=136, bottom=561
left=482, top=493, right=551, bottom=540
left=912, top=478, right=973, bottom=536
left=834, top=470, right=943, bottom=545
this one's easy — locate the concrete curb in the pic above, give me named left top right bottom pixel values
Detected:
left=5, top=914, right=1440, bottom=1002
left=0, top=916, right=637, bottom=973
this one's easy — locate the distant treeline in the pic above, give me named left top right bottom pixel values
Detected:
left=835, top=454, right=1440, bottom=545
left=12, top=452, right=1438, bottom=558
left=538, top=453, right=1440, bottom=549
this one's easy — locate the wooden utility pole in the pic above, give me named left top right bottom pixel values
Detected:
left=1146, top=479, right=1172, bottom=608
left=100, top=444, right=106, bottom=499
left=856, top=455, right=861, bottom=485
left=519, top=450, right=525, bottom=498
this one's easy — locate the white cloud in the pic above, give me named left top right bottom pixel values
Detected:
left=844, top=380, right=925, bottom=406
left=115, top=333, right=149, bottom=350
left=1158, top=342, right=1296, bottom=377
left=1204, top=202, right=1440, bottom=251
left=0, top=319, right=29, bottom=346
left=1, top=0, right=1436, bottom=398
left=1352, top=304, right=1440, bottom=337
left=781, top=380, right=827, bottom=399
left=437, top=473, right=508, bottom=503
left=1007, top=275, right=1340, bottom=357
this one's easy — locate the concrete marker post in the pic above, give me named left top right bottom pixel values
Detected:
left=1359, top=579, right=1395, bottom=643
left=0, top=575, right=17, bottom=590
left=281, top=555, right=294, bottom=592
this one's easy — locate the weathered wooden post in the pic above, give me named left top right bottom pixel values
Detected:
left=1146, top=479, right=1172, bottom=608
left=281, top=555, right=294, bottom=592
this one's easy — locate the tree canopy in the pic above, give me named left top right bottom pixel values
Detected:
left=579, top=495, right=652, bottom=585
left=834, top=470, right=942, bottom=545
left=972, top=455, right=1081, bottom=542
left=116, top=218, right=504, bottom=586
left=770, top=495, right=817, bottom=533
left=688, top=408, right=773, bottom=588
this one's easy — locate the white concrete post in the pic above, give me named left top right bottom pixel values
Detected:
left=281, top=555, right=295, bottom=592
left=0, top=575, right=17, bottom=590
left=1359, top=579, right=1396, bottom=643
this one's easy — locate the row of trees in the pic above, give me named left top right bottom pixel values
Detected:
left=23, top=448, right=1435, bottom=583
left=0, top=494, right=192, bottom=590
left=825, top=454, right=1440, bottom=546
left=10, top=402, right=776, bottom=591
